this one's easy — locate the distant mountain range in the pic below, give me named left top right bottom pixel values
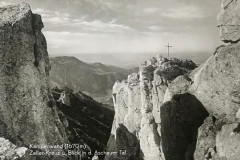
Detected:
left=50, top=52, right=210, bottom=69
left=49, top=56, right=138, bottom=105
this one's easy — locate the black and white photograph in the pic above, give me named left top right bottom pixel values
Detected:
left=0, top=0, right=240, bottom=160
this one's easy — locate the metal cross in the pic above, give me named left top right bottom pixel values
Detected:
left=166, top=43, right=173, bottom=59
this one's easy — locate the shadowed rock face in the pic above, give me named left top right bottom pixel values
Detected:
left=161, top=93, right=208, bottom=160
left=0, top=3, right=68, bottom=159
left=105, top=124, right=141, bottom=160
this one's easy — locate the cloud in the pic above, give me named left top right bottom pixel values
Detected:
left=161, top=6, right=205, bottom=19
left=32, top=8, right=45, bottom=14
left=2, top=0, right=221, bottom=60
left=33, top=8, right=69, bottom=23
left=148, top=26, right=162, bottom=31
left=79, top=20, right=132, bottom=31
left=43, top=27, right=220, bottom=58
left=144, top=7, right=158, bottom=14
left=0, top=1, right=10, bottom=6
left=32, top=7, right=133, bottom=34
left=44, top=30, right=166, bottom=54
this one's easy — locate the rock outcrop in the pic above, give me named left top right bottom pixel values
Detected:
left=106, top=0, right=240, bottom=159
left=218, top=0, right=240, bottom=42
left=192, top=0, right=240, bottom=158
left=0, top=3, right=68, bottom=159
left=105, top=58, right=197, bottom=160
left=0, top=137, right=28, bottom=160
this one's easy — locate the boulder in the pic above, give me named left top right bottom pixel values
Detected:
left=163, top=75, right=192, bottom=103
left=218, top=0, right=240, bottom=43
left=0, top=137, right=28, bottom=160
left=189, top=42, right=240, bottom=121
left=194, top=116, right=221, bottom=160
left=216, top=123, right=240, bottom=160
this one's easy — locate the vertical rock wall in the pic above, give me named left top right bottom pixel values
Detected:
left=192, top=0, right=240, bottom=159
left=106, top=58, right=198, bottom=160
left=0, top=2, right=68, bottom=156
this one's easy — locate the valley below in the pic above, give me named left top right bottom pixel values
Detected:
left=49, top=56, right=137, bottom=106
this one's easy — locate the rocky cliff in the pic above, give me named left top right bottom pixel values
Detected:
left=0, top=3, right=69, bottom=159
left=106, top=58, right=198, bottom=160
left=106, top=0, right=240, bottom=160
left=192, top=0, right=240, bottom=159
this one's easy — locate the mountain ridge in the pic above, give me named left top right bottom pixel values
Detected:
left=49, top=56, right=136, bottom=105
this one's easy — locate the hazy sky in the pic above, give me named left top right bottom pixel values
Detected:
left=1, top=0, right=222, bottom=65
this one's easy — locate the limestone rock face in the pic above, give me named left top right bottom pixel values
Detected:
left=216, top=123, right=240, bottom=160
left=171, top=1, right=240, bottom=159
left=163, top=75, right=192, bottom=103
left=194, top=115, right=228, bottom=160
left=189, top=42, right=240, bottom=121
left=188, top=2, right=240, bottom=157
left=218, top=0, right=240, bottom=42
left=106, top=58, right=197, bottom=160
left=194, top=116, right=240, bottom=160
left=169, top=34, right=240, bottom=160
left=172, top=44, right=240, bottom=160
left=0, top=2, right=68, bottom=157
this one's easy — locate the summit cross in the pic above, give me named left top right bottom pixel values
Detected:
left=166, top=43, right=173, bottom=59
